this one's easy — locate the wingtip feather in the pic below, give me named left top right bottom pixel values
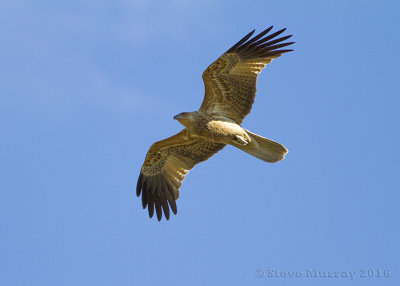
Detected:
left=136, top=173, right=143, bottom=196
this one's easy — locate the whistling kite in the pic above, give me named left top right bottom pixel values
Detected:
left=137, top=26, right=294, bottom=221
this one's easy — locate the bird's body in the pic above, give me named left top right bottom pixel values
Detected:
left=137, top=26, right=294, bottom=221
left=175, top=111, right=249, bottom=145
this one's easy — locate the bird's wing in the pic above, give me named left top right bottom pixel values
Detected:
left=137, top=129, right=225, bottom=221
left=201, top=26, right=294, bottom=124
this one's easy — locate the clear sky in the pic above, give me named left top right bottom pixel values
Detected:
left=1, top=0, right=399, bottom=285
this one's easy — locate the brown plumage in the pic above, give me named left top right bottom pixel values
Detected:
left=137, top=26, right=294, bottom=221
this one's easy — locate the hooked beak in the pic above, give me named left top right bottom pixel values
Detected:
left=173, top=114, right=181, bottom=120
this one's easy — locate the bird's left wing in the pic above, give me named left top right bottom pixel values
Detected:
left=201, top=26, right=294, bottom=124
left=137, top=129, right=225, bottom=221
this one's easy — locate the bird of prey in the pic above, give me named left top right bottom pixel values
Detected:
left=137, top=26, right=294, bottom=221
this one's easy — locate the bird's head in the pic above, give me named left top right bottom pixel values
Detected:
left=173, top=112, right=195, bottom=127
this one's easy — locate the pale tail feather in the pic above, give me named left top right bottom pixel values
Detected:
left=235, top=129, right=288, bottom=163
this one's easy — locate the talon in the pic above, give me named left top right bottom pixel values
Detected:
left=235, top=135, right=248, bottom=145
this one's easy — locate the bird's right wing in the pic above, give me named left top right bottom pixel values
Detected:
left=201, top=26, right=294, bottom=124
left=137, top=129, right=225, bottom=221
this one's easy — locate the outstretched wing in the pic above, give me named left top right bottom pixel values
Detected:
left=137, top=129, right=225, bottom=221
left=201, top=26, right=294, bottom=124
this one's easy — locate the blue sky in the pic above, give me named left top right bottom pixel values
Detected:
left=1, top=0, right=399, bottom=285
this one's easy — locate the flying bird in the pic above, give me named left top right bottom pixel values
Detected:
left=137, top=26, right=294, bottom=221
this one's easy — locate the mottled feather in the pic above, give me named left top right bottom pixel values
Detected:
left=201, top=26, right=294, bottom=124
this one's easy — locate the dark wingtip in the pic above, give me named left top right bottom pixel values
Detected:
left=244, top=26, right=274, bottom=47
left=170, top=203, right=177, bottom=215
left=156, top=207, right=162, bottom=221
left=148, top=190, right=155, bottom=218
left=148, top=208, right=154, bottom=218
left=164, top=212, right=170, bottom=220
left=161, top=202, right=170, bottom=221
left=138, top=174, right=180, bottom=221
left=165, top=182, right=178, bottom=215
left=226, top=29, right=256, bottom=53
left=141, top=186, right=148, bottom=209
left=227, top=26, right=294, bottom=59
left=136, top=173, right=143, bottom=197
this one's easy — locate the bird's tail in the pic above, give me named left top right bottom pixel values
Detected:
left=235, top=129, right=288, bottom=163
